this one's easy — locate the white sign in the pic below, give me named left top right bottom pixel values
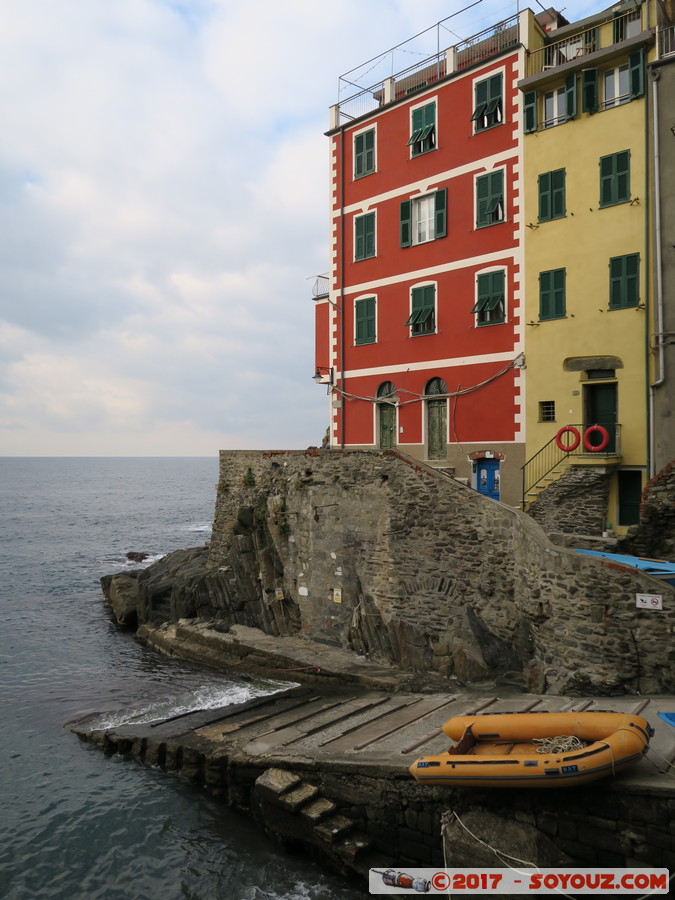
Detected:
left=636, top=593, right=663, bottom=610
left=333, top=588, right=342, bottom=603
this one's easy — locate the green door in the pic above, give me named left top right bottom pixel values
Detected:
left=618, top=470, right=642, bottom=525
left=427, top=400, right=447, bottom=460
left=379, top=403, right=396, bottom=449
left=585, top=382, right=617, bottom=452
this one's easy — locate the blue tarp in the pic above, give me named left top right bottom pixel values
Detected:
left=657, top=712, right=675, bottom=727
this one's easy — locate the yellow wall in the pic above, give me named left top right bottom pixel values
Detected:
left=522, top=25, right=654, bottom=529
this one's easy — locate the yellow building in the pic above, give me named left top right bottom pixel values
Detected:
left=519, top=0, right=656, bottom=535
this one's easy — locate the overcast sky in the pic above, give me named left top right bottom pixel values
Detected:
left=0, top=0, right=599, bottom=456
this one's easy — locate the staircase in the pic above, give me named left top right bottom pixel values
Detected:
left=253, top=767, right=380, bottom=875
left=521, top=423, right=621, bottom=510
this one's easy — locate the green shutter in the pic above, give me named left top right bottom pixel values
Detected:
left=355, top=213, right=374, bottom=260
left=407, top=285, right=435, bottom=332
left=615, top=150, right=630, bottom=202
left=629, top=48, right=644, bottom=98
left=400, top=200, right=412, bottom=247
left=355, top=296, right=375, bottom=344
left=565, top=73, right=577, bottom=120
left=538, top=172, right=551, bottom=221
left=476, top=174, right=490, bottom=226
left=524, top=91, right=537, bottom=133
left=600, top=151, right=630, bottom=206
left=581, top=69, right=598, bottom=114
left=354, top=133, right=364, bottom=178
left=540, top=268, right=566, bottom=319
left=434, top=189, right=447, bottom=239
left=609, top=254, right=639, bottom=308
left=472, top=78, right=488, bottom=122
left=477, top=172, right=503, bottom=227
left=355, top=129, right=375, bottom=177
left=552, top=169, right=565, bottom=218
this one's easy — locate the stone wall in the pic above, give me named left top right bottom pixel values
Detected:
left=527, top=464, right=612, bottom=535
left=199, top=449, right=675, bottom=695
left=623, top=459, right=675, bottom=560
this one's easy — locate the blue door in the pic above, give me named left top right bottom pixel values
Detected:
left=476, top=458, right=500, bottom=501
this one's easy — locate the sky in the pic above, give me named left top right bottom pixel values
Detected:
left=0, top=0, right=600, bottom=456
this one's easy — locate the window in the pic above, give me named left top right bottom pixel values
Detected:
left=406, top=284, right=435, bottom=335
left=472, top=73, right=503, bottom=132
left=408, top=101, right=435, bottom=156
left=400, top=189, right=447, bottom=246
left=539, top=401, right=556, bottom=422
left=471, top=270, right=505, bottom=326
left=539, top=268, right=566, bottom=320
left=609, top=254, right=639, bottom=309
left=354, top=129, right=375, bottom=178
left=600, top=150, right=630, bottom=207
left=543, top=87, right=565, bottom=128
left=354, top=212, right=375, bottom=261
left=538, top=169, right=565, bottom=222
left=476, top=170, right=504, bottom=228
left=354, top=296, right=376, bottom=345
left=603, top=65, right=629, bottom=108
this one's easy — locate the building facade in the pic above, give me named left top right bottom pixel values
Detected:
left=315, top=1, right=673, bottom=528
left=519, top=0, right=659, bottom=534
left=315, top=13, right=533, bottom=506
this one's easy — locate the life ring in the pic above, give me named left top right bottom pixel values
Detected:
left=555, top=426, right=580, bottom=452
left=583, top=424, right=609, bottom=452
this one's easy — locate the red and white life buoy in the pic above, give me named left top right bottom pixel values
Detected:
left=583, top=424, right=609, bottom=452
left=555, top=426, right=580, bottom=452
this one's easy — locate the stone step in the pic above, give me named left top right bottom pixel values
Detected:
left=300, top=796, right=337, bottom=822
left=335, top=831, right=371, bottom=860
left=277, top=781, right=320, bottom=811
left=314, top=814, right=355, bottom=844
left=254, top=767, right=301, bottom=800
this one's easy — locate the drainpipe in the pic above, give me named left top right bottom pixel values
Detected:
left=339, top=127, right=346, bottom=448
left=649, top=65, right=665, bottom=477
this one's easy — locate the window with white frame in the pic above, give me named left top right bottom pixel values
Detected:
left=400, top=189, right=447, bottom=247
left=543, top=87, right=566, bottom=128
left=603, top=65, right=629, bottom=108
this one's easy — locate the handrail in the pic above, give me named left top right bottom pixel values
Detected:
left=521, top=423, right=621, bottom=508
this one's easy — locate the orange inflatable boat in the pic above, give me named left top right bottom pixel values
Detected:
left=409, top=711, right=653, bottom=788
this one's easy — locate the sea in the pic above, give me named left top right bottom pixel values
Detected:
left=0, top=457, right=365, bottom=900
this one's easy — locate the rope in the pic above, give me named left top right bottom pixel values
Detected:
left=533, top=735, right=586, bottom=754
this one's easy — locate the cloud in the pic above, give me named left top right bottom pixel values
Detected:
left=0, top=0, right=601, bottom=455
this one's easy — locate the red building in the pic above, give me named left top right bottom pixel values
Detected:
left=314, top=12, right=538, bottom=505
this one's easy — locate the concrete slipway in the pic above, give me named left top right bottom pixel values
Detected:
left=66, top=624, right=675, bottom=883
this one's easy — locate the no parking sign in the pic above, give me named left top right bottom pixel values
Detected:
left=635, top=593, right=663, bottom=610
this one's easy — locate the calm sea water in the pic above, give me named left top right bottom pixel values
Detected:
left=0, top=458, right=363, bottom=900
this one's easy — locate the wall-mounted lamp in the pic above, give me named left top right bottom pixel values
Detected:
left=312, top=366, right=334, bottom=386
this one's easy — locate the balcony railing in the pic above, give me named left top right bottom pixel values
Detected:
left=526, top=8, right=644, bottom=78
left=522, top=423, right=622, bottom=508
left=455, top=14, right=520, bottom=71
left=659, top=24, right=675, bottom=58
left=333, top=13, right=521, bottom=127
left=311, top=274, right=329, bottom=299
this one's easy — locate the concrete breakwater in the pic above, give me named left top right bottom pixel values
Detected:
left=103, top=449, right=675, bottom=696
left=67, top=659, right=675, bottom=883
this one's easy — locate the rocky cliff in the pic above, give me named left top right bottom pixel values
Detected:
left=102, top=449, right=675, bottom=695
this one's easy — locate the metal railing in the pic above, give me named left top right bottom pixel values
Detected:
left=521, top=423, right=622, bottom=508
left=659, top=24, right=675, bottom=57
left=526, top=8, right=643, bottom=78
left=455, top=14, right=520, bottom=71
left=333, top=13, right=521, bottom=127
left=311, top=274, right=329, bottom=299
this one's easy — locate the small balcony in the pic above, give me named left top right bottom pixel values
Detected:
left=659, top=24, right=675, bottom=58
left=525, top=7, right=646, bottom=79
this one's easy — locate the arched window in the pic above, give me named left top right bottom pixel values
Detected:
left=377, top=381, right=396, bottom=400
left=424, top=377, right=447, bottom=396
